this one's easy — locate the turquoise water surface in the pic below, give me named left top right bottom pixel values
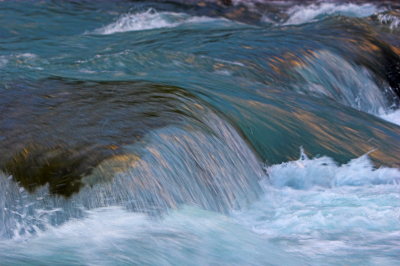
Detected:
left=1, top=1, right=400, bottom=265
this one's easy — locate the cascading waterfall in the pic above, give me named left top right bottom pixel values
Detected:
left=1, top=1, right=400, bottom=265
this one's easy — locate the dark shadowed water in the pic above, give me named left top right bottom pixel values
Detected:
left=1, top=1, right=400, bottom=265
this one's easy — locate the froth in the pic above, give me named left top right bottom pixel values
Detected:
left=283, top=3, right=378, bottom=25
left=265, top=148, right=400, bottom=190
left=379, top=109, right=400, bottom=126
left=92, top=9, right=229, bottom=35
left=0, top=206, right=299, bottom=266
left=233, top=149, right=400, bottom=264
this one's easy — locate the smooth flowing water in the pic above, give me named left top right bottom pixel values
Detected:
left=1, top=1, right=400, bottom=265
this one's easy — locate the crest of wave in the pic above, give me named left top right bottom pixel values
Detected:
left=265, top=148, right=400, bottom=190
left=0, top=108, right=264, bottom=240
left=376, top=11, right=400, bottom=29
left=283, top=3, right=378, bottom=25
left=294, top=50, right=398, bottom=121
left=92, top=8, right=224, bottom=35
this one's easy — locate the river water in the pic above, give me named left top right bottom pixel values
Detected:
left=1, top=1, right=400, bottom=265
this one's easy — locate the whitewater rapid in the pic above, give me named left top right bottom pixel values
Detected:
left=90, top=8, right=235, bottom=35
left=1, top=148, right=399, bottom=265
left=1, top=1, right=400, bottom=265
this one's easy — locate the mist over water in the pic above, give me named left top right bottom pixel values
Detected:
left=1, top=0, right=400, bottom=265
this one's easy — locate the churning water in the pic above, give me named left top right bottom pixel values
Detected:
left=1, top=0, right=400, bottom=265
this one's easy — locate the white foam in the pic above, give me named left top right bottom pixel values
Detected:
left=2, top=147, right=400, bottom=264
left=16, top=53, right=37, bottom=59
left=0, top=56, right=8, bottom=68
left=214, top=58, right=245, bottom=67
left=283, top=3, right=378, bottom=25
left=232, top=149, right=400, bottom=264
left=215, top=69, right=232, bottom=76
left=377, top=12, right=400, bottom=29
left=265, top=148, right=400, bottom=190
left=379, top=108, right=400, bottom=126
left=92, top=9, right=229, bottom=35
left=0, top=206, right=298, bottom=265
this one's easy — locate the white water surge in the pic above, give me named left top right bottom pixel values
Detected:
left=233, top=149, right=400, bottom=265
left=379, top=108, right=400, bottom=125
left=283, top=3, right=378, bottom=25
left=92, top=9, right=231, bottom=35
left=1, top=145, right=399, bottom=265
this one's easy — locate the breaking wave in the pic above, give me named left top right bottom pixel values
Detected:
left=266, top=148, right=400, bottom=189
left=91, top=8, right=231, bottom=35
left=374, top=11, right=400, bottom=29
left=261, top=3, right=379, bottom=25
left=232, top=148, right=400, bottom=265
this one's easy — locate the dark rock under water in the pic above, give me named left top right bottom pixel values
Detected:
left=1, top=78, right=399, bottom=197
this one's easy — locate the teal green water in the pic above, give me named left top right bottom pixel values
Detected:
left=1, top=1, right=400, bottom=265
